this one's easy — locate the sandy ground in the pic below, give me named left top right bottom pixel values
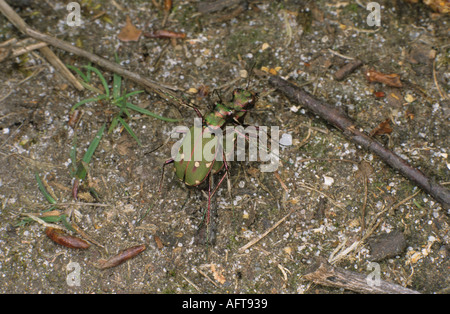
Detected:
left=0, top=0, right=448, bottom=293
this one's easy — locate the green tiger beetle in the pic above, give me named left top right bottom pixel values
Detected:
left=160, top=88, right=257, bottom=229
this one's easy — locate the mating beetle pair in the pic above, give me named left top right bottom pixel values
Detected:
left=160, top=88, right=257, bottom=226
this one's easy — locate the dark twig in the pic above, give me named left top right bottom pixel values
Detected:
left=334, top=59, right=363, bottom=81
left=304, top=258, right=420, bottom=294
left=269, top=75, right=450, bottom=209
left=0, top=0, right=181, bottom=102
left=0, top=0, right=83, bottom=90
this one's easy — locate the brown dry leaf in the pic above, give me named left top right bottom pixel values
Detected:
left=45, top=227, right=90, bottom=249
left=274, top=171, right=288, bottom=193
left=210, top=264, right=226, bottom=284
left=369, top=118, right=393, bottom=137
left=143, top=29, right=186, bottom=39
left=420, top=0, right=449, bottom=13
left=77, top=191, right=95, bottom=202
left=154, top=235, right=164, bottom=249
left=196, top=85, right=209, bottom=98
left=96, top=244, right=146, bottom=269
left=405, top=110, right=415, bottom=120
left=163, top=0, right=172, bottom=12
left=118, top=16, right=142, bottom=42
left=374, top=91, right=385, bottom=98
left=246, top=166, right=260, bottom=177
left=404, top=0, right=449, bottom=13
left=365, top=68, right=403, bottom=87
left=187, top=87, right=198, bottom=94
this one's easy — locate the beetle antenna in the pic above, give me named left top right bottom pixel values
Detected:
left=213, top=89, right=223, bottom=103
left=245, top=60, right=257, bottom=89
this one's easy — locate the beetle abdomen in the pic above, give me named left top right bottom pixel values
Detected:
left=174, top=126, right=224, bottom=186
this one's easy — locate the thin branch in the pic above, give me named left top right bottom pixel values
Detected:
left=195, top=267, right=219, bottom=288
left=24, top=27, right=181, bottom=99
left=0, top=0, right=181, bottom=103
left=304, top=258, right=420, bottom=294
left=433, top=58, right=447, bottom=100
left=0, top=0, right=83, bottom=90
left=269, top=75, right=450, bottom=209
left=238, top=209, right=293, bottom=253
left=11, top=42, right=48, bottom=57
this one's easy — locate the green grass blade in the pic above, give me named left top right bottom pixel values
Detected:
left=113, top=52, right=122, bottom=100
left=75, top=161, right=88, bottom=180
left=117, top=117, right=142, bottom=146
left=82, top=65, right=110, bottom=97
left=41, top=215, right=62, bottom=223
left=79, top=81, right=104, bottom=94
left=82, top=123, right=106, bottom=164
left=137, top=203, right=153, bottom=225
left=122, top=107, right=131, bottom=118
left=66, top=64, right=89, bottom=82
left=113, top=90, right=144, bottom=104
left=35, top=173, right=57, bottom=204
left=86, top=62, right=92, bottom=82
left=15, top=207, right=58, bottom=227
left=108, top=116, right=119, bottom=133
left=125, top=102, right=180, bottom=122
left=60, top=214, right=76, bottom=232
left=71, top=94, right=108, bottom=111
left=113, top=73, right=121, bottom=100
left=16, top=214, right=61, bottom=227
left=89, top=187, right=101, bottom=202
left=123, top=90, right=145, bottom=98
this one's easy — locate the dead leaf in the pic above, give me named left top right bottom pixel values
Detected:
left=77, top=191, right=95, bottom=202
left=154, top=235, right=164, bottom=249
left=365, top=68, right=403, bottom=87
left=68, top=110, right=82, bottom=128
left=143, top=30, right=186, bottom=39
left=405, top=110, right=415, bottom=120
left=404, top=94, right=415, bottom=103
left=369, top=118, right=393, bottom=137
left=246, top=166, right=259, bottom=177
left=374, top=91, right=385, bottom=98
left=262, top=42, right=270, bottom=51
left=117, top=16, right=142, bottom=42
left=196, top=85, right=209, bottom=98
left=187, top=87, right=198, bottom=94
left=163, top=0, right=172, bottom=12
left=210, top=264, right=226, bottom=284
left=274, top=171, right=288, bottom=193
left=421, top=0, right=449, bottom=13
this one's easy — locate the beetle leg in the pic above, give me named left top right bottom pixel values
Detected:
left=159, top=158, right=174, bottom=193
left=207, top=174, right=212, bottom=225
left=210, top=170, right=228, bottom=199
left=207, top=149, right=230, bottom=224
left=210, top=150, right=230, bottom=198
left=202, top=173, right=217, bottom=245
left=193, top=107, right=203, bottom=119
